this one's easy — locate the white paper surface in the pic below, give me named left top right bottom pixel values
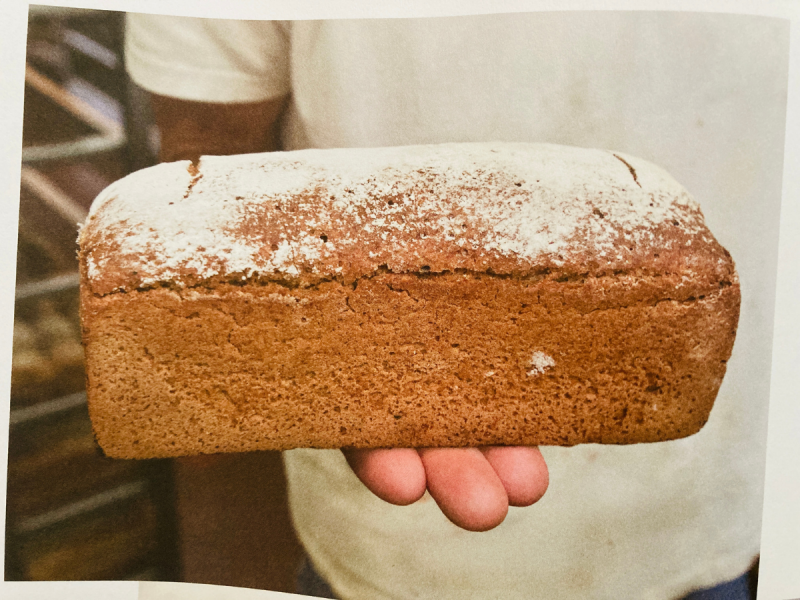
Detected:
left=1, top=1, right=798, bottom=599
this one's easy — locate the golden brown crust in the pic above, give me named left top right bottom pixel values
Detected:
left=78, top=143, right=733, bottom=296
left=78, top=143, right=740, bottom=458
left=81, top=271, right=739, bottom=458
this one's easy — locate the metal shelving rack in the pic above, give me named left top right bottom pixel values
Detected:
left=5, top=6, right=176, bottom=582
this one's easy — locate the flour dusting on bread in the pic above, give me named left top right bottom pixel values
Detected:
left=79, top=143, right=715, bottom=296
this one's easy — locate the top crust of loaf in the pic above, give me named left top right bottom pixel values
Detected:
left=79, top=142, right=734, bottom=296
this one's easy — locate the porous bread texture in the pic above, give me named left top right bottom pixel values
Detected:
left=83, top=273, right=738, bottom=457
left=78, top=142, right=740, bottom=458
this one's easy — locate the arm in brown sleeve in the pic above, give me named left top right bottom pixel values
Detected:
left=149, top=92, right=289, bottom=163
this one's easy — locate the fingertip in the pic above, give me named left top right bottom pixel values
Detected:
left=480, top=446, right=549, bottom=507
left=419, top=448, right=509, bottom=532
left=460, top=495, right=509, bottom=532
left=343, top=448, right=427, bottom=506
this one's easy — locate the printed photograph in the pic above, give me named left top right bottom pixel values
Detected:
left=4, top=5, right=791, bottom=600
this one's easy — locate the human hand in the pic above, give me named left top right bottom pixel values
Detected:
left=343, top=446, right=548, bottom=532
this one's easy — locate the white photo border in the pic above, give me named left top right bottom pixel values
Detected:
left=1, top=1, right=798, bottom=599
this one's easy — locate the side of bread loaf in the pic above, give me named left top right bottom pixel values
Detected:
left=78, top=143, right=739, bottom=458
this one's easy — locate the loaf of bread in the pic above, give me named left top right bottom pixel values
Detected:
left=78, top=142, right=739, bottom=459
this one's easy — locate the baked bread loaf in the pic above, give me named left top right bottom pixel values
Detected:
left=78, top=142, right=739, bottom=458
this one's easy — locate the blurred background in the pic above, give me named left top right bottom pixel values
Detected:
left=7, top=5, right=302, bottom=591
